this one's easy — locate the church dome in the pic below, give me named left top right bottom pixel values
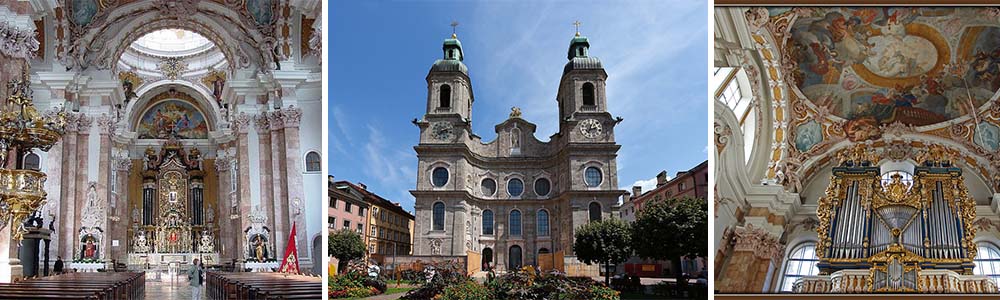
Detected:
left=430, top=34, right=468, bottom=75
left=563, top=34, right=603, bottom=73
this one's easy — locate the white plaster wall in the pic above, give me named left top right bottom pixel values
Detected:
left=299, top=96, right=322, bottom=246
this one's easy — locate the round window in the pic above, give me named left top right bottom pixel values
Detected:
left=481, top=178, right=497, bottom=196
left=508, top=178, right=524, bottom=197
left=432, top=167, right=449, bottom=187
left=584, top=167, right=602, bottom=187
left=534, top=178, right=551, bottom=196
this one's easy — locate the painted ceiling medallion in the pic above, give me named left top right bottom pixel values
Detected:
left=781, top=8, right=1000, bottom=127
left=157, top=57, right=188, bottom=80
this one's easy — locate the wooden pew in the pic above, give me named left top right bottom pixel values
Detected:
left=0, top=272, right=144, bottom=300
left=207, top=271, right=322, bottom=300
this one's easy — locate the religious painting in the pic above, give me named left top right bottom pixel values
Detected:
left=137, top=100, right=209, bottom=139
left=782, top=8, right=1000, bottom=127
left=974, top=121, right=1000, bottom=152
left=70, top=0, right=98, bottom=27
left=794, top=120, right=823, bottom=152
left=80, top=234, right=99, bottom=259
left=247, top=0, right=274, bottom=26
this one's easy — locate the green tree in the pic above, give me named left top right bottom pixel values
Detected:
left=328, top=229, right=366, bottom=273
left=631, top=196, right=708, bottom=279
left=573, top=218, right=632, bottom=285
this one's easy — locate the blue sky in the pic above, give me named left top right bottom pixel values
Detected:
left=329, top=0, right=708, bottom=212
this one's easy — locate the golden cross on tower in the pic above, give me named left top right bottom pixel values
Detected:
left=573, top=20, right=582, bottom=36
left=450, top=21, right=459, bottom=38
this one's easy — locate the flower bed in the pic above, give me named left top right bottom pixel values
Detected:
left=402, top=266, right=620, bottom=300
left=328, top=270, right=387, bottom=299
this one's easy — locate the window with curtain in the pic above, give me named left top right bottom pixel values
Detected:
left=780, top=243, right=820, bottom=292
left=432, top=202, right=445, bottom=231
left=975, top=243, right=1000, bottom=285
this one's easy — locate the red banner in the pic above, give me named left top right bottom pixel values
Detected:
left=278, top=223, right=300, bottom=274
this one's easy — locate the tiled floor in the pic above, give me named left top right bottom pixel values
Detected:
left=145, top=270, right=203, bottom=299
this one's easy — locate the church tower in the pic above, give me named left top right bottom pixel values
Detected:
left=424, top=32, right=475, bottom=124
left=556, top=29, right=614, bottom=142
left=418, top=31, right=475, bottom=145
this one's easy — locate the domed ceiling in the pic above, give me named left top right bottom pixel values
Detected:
left=782, top=8, right=1000, bottom=127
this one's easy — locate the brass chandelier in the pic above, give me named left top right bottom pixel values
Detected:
left=0, top=69, right=67, bottom=242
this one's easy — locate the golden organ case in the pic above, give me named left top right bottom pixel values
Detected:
left=800, top=144, right=995, bottom=293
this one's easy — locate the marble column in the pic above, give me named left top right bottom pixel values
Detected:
left=95, top=114, right=112, bottom=260
left=234, top=113, right=252, bottom=260
left=42, top=114, right=64, bottom=266
left=280, top=107, right=307, bottom=264
left=213, top=153, right=233, bottom=260
left=111, top=149, right=131, bottom=262
left=267, top=112, right=287, bottom=255
left=73, top=115, right=92, bottom=259
left=59, top=115, right=79, bottom=259
left=253, top=115, right=276, bottom=237
left=716, top=224, right=785, bottom=293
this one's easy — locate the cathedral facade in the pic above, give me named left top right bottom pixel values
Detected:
left=410, top=31, right=627, bottom=273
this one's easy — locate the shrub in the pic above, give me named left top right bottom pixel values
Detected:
left=439, top=280, right=490, bottom=300
left=328, top=270, right=387, bottom=299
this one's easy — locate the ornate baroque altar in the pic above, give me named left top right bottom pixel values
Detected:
left=127, top=140, right=218, bottom=266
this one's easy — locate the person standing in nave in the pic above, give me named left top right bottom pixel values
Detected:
left=188, top=258, right=204, bottom=300
left=53, top=256, right=64, bottom=275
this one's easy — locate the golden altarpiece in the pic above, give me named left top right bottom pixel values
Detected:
left=794, top=145, right=997, bottom=293
left=126, top=139, right=219, bottom=266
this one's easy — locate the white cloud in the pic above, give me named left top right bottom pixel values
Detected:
left=627, top=176, right=663, bottom=196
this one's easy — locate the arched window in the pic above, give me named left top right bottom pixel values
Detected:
left=305, top=151, right=321, bottom=172
left=508, top=178, right=524, bottom=197
left=780, top=243, right=820, bottom=292
left=584, top=167, right=602, bottom=187
left=509, top=210, right=522, bottom=236
left=482, top=210, right=494, bottom=235
left=713, top=67, right=757, bottom=163
left=22, top=152, right=40, bottom=171
left=432, top=202, right=445, bottom=231
left=589, top=202, right=601, bottom=222
left=974, top=243, right=1000, bottom=285
left=432, top=167, right=449, bottom=187
left=537, top=209, right=549, bottom=236
left=582, top=82, right=595, bottom=106
left=439, top=84, right=451, bottom=108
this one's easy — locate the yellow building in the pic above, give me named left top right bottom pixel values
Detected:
left=359, top=187, right=415, bottom=261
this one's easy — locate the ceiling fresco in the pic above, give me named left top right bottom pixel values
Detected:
left=782, top=8, right=1000, bottom=127
left=737, top=7, right=1000, bottom=194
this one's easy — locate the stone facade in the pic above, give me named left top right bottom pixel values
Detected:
left=411, top=32, right=627, bottom=272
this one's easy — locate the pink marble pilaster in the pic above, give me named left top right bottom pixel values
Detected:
left=267, top=111, right=288, bottom=255
left=73, top=115, right=92, bottom=259
left=281, top=106, right=307, bottom=262
left=59, top=114, right=78, bottom=259
left=253, top=115, right=276, bottom=236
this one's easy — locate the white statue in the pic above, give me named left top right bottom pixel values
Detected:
left=198, top=230, right=215, bottom=253
left=133, top=230, right=150, bottom=253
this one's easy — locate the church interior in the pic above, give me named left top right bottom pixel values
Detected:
left=0, top=0, right=323, bottom=296
left=714, top=7, right=1000, bottom=295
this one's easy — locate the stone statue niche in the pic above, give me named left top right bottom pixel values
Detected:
left=77, top=183, right=105, bottom=261
left=243, top=206, right=273, bottom=262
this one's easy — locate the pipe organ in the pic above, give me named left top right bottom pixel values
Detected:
left=797, top=144, right=995, bottom=293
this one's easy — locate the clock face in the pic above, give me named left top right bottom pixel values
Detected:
left=579, top=119, right=603, bottom=138
left=431, top=122, right=454, bottom=140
